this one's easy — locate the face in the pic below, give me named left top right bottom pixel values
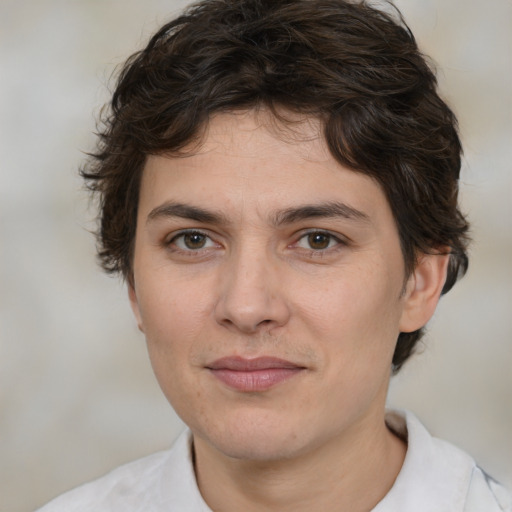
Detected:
left=129, top=110, right=435, bottom=462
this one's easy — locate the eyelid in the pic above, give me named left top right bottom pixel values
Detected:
left=165, top=228, right=220, bottom=251
left=293, top=229, right=347, bottom=247
left=163, top=227, right=348, bottom=253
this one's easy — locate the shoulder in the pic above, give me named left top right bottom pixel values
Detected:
left=464, top=467, right=512, bottom=512
left=35, top=449, right=172, bottom=512
left=376, top=410, right=511, bottom=512
left=34, top=429, right=209, bottom=512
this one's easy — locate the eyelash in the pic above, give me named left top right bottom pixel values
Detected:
left=293, top=230, right=346, bottom=253
left=164, top=229, right=347, bottom=256
left=166, top=229, right=218, bottom=253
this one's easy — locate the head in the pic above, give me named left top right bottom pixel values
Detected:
left=83, top=0, right=469, bottom=372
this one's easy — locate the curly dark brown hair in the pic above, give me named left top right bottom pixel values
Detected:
left=82, top=0, right=470, bottom=371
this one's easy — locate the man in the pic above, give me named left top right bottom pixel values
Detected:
left=38, top=0, right=510, bottom=510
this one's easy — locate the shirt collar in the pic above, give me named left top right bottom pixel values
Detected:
left=158, top=429, right=213, bottom=511
left=372, top=410, right=475, bottom=511
left=157, top=410, right=476, bottom=512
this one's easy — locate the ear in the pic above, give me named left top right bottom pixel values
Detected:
left=399, top=252, right=450, bottom=333
left=128, top=283, right=145, bottom=333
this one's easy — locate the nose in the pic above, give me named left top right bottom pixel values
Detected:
left=214, top=245, right=291, bottom=334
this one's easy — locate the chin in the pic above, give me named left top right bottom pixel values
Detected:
left=209, top=432, right=304, bottom=462
left=194, top=409, right=311, bottom=462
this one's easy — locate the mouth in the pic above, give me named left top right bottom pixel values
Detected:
left=206, top=356, right=306, bottom=392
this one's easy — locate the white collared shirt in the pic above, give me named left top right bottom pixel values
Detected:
left=36, top=410, right=511, bottom=511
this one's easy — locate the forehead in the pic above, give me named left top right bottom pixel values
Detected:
left=165, top=109, right=333, bottom=175
left=140, top=110, right=392, bottom=228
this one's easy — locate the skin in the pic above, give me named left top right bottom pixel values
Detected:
left=129, top=110, right=449, bottom=511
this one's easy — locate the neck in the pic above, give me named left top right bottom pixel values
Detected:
left=193, top=409, right=406, bottom=512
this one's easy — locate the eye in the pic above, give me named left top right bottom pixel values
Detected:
left=169, top=230, right=216, bottom=251
left=295, top=231, right=342, bottom=251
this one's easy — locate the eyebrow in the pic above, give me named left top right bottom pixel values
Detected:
left=271, top=201, right=370, bottom=226
left=146, top=200, right=370, bottom=227
left=147, top=202, right=229, bottom=225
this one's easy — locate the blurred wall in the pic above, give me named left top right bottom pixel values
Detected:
left=1, top=1, right=510, bottom=511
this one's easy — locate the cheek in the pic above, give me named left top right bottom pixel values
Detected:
left=138, top=286, right=209, bottom=414
left=298, top=264, right=402, bottom=334
left=294, top=263, right=403, bottom=387
left=137, top=270, right=213, bottom=339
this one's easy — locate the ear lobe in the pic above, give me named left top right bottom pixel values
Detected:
left=128, top=284, right=145, bottom=333
left=399, top=252, right=450, bottom=333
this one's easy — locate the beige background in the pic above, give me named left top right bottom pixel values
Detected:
left=1, top=1, right=511, bottom=511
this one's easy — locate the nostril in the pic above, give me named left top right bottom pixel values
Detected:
left=214, top=276, right=291, bottom=333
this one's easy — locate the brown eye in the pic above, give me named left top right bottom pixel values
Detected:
left=184, top=233, right=207, bottom=249
left=172, top=231, right=214, bottom=251
left=294, top=231, right=343, bottom=252
left=307, top=232, right=332, bottom=250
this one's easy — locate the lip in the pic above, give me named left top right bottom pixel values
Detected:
left=206, top=356, right=305, bottom=392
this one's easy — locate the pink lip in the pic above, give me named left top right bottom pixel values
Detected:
left=206, top=357, right=305, bottom=392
